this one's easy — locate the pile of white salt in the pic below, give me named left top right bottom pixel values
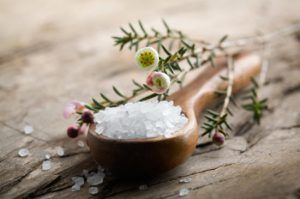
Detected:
left=94, top=101, right=187, bottom=139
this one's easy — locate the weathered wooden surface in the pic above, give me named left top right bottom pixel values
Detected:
left=0, top=0, right=300, bottom=198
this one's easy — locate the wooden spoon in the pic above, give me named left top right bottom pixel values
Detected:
left=87, top=52, right=261, bottom=177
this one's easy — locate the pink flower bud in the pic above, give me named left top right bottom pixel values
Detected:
left=81, top=111, right=94, bottom=124
left=67, top=124, right=79, bottom=138
left=212, top=132, right=225, bottom=146
left=146, top=72, right=171, bottom=94
left=63, top=100, right=85, bottom=119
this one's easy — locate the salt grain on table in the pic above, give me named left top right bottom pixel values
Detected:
left=179, top=177, right=192, bottom=183
left=56, top=146, right=64, bottom=156
left=72, top=176, right=85, bottom=187
left=71, top=184, right=81, bottom=192
left=77, top=140, right=85, bottom=148
left=139, top=184, right=148, bottom=191
left=23, top=125, right=34, bottom=134
left=18, top=148, right=29, bottom=157
left=42, top=160, right=51, bottom=171
left=179, top=188, right=190, bottom=197
left=87, top=171, right=105, bottom=186
left=45, top=154, right=51, bottom=160
left=94, top=101, right=187, bottom=139
left=89, top=187, right=99, bottom=195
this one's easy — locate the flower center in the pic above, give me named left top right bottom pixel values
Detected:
left=139, top=51, right=155, bottom=68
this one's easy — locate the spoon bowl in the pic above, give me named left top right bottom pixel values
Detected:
left=87, top=53, right=261, bottom=177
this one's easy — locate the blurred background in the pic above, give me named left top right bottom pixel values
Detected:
left=1, top=0, right=299, bottom=140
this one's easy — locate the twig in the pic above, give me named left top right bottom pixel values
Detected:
left=220, top=55, right=234, bottom=117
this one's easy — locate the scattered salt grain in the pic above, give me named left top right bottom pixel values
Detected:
left=87, top=171, right=105, bottom=186
left=56, top=146, right=64, bottom=156
left=89, top=187, right=99, bottom=195
left=94, top=101, right=187, bottom=139
left=23, top=125, right=34, bottom=134
left=179, top=177, right=192, bottom=183
left=72, top=176, right=85, bottom=187
left=45, top=154, right=51, bottom=160
left=42, top=160, right=51, bottom=171
left=77, top=140, right=85, bottom=148
left=71, top=184, right=81, bottom=192
left=18, top=148, right=29, bottom=157
left=139, top=184, right=148, bottom=191
left=179, top=188, right=190, bottom=197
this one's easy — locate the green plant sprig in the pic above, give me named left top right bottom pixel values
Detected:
left=88, top=22, right=228, bottom=113
left=242, top=78, right=268, bottom=124
left=86, top=20, right=270, bottom=142
left=201, top=55, right=235, bottom=137
left=113, top=20, right=188, bottom=52
left=85, top=80, right=161, bottom=113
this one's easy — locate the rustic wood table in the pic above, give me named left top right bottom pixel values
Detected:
left=0, top=0, right=300, bottom=198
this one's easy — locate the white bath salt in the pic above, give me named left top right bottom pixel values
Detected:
left=94, top=101, right=188, bottom=139
left=18, top=148, right=29, bottom=157
left=139, top=184, right=148, bottom=191
left=87, top=171, right=105, bottom=186
left=23, top=125, right=34, bottom=134
left=71, top=184, right=81, bottom=192
left=45, top=154, right=51, bottom=160
left=77, top=140, right=85, bottom=148
left=179, top=188, right=190, bottom=197
left=56, top=146, right=64, bottom=156
left=72, top=176, right=85, bottom=187
left=89, top=187, right=99, bottom=195
left=179, top=177, right=192, bottom=183
left=42, top=160, right=51, bottom=171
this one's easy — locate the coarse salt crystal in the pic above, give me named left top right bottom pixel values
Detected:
left=72, top=176, right=85, bottom=187
left=139, top=184, right=148, bottom=191
left=87, top=171, right=105, bottom=186
left=94, top=101, right=187, bottom=139
left=42, top=160, right=51, bottom=171
left=18, top=148, right=29, bottom=157
left=179, top=188, right=190, bottom=197
left=77, top=140, right=85, bottom=148
left=56, top=146, right=64, bottom=156
left=71, top=184, right=81, bottom=192
left=89, top=187, right=99, bottom=195
left=45, top=154, right=51, bottom=160
left=179, top=177, right=192, bottom=183
left=23, top=125, right=34, bottom=134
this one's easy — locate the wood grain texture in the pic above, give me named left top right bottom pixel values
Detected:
left=0, top=0, right=299, bottom=198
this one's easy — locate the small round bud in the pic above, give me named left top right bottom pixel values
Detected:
left=67, top=125, right=79, bottom=138
left=146, top=71, right=171, bottom=94
left=135, top=47, right=159, bottom=70
left=81, top=111, right=94, bottom=124
left=212, top=132, right=225, bottom=146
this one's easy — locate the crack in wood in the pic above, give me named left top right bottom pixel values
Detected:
left=0, top=160, right=43, bottom=195
left=105, top=163, right=236, bottom=198
left=160, top=175, right=239, bottom=199
left=0, top=120, right=47, bottom=143
left=283, top=83, right=300, bottom=95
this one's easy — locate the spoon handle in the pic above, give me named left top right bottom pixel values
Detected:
left=170, top=53, right=261, bottom=118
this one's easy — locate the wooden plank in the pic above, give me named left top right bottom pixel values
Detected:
left=0, top=0, right=300, bottom=198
